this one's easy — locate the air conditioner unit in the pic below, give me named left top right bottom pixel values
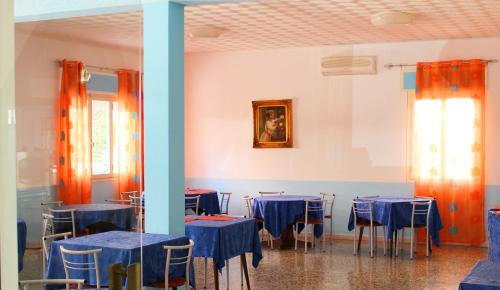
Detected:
left=321, top=56, right=377, bottom=76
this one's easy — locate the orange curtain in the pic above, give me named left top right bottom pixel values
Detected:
left=56, top=60, right=92, bottom=204
left=414, top=59, right=485, bottom=245
left=116, top=70, right=143, bottom=197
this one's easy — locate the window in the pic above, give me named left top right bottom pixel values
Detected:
left=91, top=95, right=118, bottom=177
left=411, top=97, right=477, bottom=181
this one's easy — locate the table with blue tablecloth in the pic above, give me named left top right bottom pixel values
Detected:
left=46, top=231, right=193, bottom=287
left=253, top=195, right=323, bottom=248
left=488, top=208, right=500, bottom=262
left=185, top=215, right=262, bottom=290
left=17, top=218, right=27, bottom=272
left=347, top=196, right=443, bottom=256
left=459, top=260, right=500, bottom=290
left=55, top=204, right=136, bottom=233
left=185, top=189, right=221, bottom=215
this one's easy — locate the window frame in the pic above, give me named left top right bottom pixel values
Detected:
left=89, top=92, right=117, bottom=180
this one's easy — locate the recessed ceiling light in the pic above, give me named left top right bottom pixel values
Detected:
left=371, top=11, right=414, bottom=26
left=188, top=25, right=225, bottom=39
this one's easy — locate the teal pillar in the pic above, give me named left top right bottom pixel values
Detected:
left=143, top=1, right=185, bottom=235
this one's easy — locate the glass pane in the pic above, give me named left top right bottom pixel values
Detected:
left=414, top=99, right=442, bottom=179
left=112, top=101, right=119, bottom=174
left=92, top=100, right=111, bottom=175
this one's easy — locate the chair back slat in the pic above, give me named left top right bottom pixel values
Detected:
left=185, top=196, right=200, bottom=214
left=259, top=191, right=284, bottom=197
left=163, top=239, right=194, bottom=290
left=352, top=200, right=374, bottom=225
left=411, top=200, right=433, bottom=227
left=47, top=208, right=76, bottom=237
left=219, top=192, right=232, bottom=215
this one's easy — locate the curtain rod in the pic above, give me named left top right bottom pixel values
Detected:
left=384, top=59, right=498, bottom=69
left=55, top=60, right=120, bottom=74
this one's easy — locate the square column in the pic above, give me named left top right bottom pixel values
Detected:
left=143, top=1, right=185, bottom=235
left=0, top=0, right=19, bottom=288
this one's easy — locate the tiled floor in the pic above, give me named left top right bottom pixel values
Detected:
left=20, top=239, right=486, bottom=289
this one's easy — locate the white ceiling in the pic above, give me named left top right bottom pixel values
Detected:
left=16, top=0, right=500, bottom=53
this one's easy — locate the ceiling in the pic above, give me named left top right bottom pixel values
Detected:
left=17, top=0, right=500, bottom=53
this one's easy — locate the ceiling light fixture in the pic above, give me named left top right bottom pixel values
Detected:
left=371, top=11, right=414, bottom=26
left=188, top=25, right=225, bottom=39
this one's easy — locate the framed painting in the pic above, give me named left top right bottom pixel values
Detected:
left=252, top=99, right=293, bottom=148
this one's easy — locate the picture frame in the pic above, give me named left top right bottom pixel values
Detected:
left=252, top=99, right=293, bottom=148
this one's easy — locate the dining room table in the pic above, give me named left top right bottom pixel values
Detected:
left=45, top=230, right=194, bottom=288
left=17, top=218, right=27, bottom=272
left=185, top=215, right=262, bottom=290
left=459, top=260, right=500, bottom=290
left=54, top=203, right=136, bottom=234
left=488, top=208, right=500, bottom=262
left=252, top=195, right=323, bottom=249
left=347, top=195, right=443, bottom=257
left=185, top=188, right=221, bottom=215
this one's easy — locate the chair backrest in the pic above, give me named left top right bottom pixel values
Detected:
left=411, top=200, right=433, bottom=226
left=185, top=196, right=200, bottom=214
left=105, top=199, right=133, bottom=205
left=60, top=246, right=103, bottom=288
left=351, top=200, right=374, bottom=226
left=219, top=192, right=232, bottom=215
left=42, top=232, right=72, bottom=264
left=242, top=195, right=254, bottom=218
left=163, top=239, right=194, bottom=290
left=259, top=191, right=284, bottom=197
left=120, top=191, right=139, bottom=200
left=41, top=201, right=64, bottom=213
left=320, top=193, right=335, bottom=217
left=19, top=279, right=85, bottom=290
left=356, top=195, right=379, bottom=199
left=304, top=199, right=326, bottom=224
left=47, top=208, right=76, bottom=237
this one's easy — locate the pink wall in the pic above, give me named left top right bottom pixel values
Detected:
left=185, top=37, right=500, bottom=185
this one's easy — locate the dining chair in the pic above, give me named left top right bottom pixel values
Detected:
left=219, top=192, right=232, bottom=215
left=60, top=246, right=103, bottom=289
left=397, top=200, right=433, bottom=259
left=42, top=232, right=72, bottom=277
left=120, top=190, right=139, bottom=200
left=185, top=196, right=200, bottom=215
left=242, top=195, right=273, bottom=248
left=19, top=279, right=85, bottom=290
left=320, top=193, right=336, bottom=244
left=145, top=239, right=194, bottom=290
left=42, top=208, right=76, bottom=237
left=351, top=200, right=386, bottom=257
left=105, top=198, right=132, bottom=204
left=294, top=199, right=326, bottom=252
left=258, top=191, right=284, bottom=197
left=41, top=201, right=64, bottom=212
left=130, top=196, right=145, bottom=232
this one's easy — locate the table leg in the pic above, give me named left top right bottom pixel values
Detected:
left=389, top=231, right=394, bottom=258
left=240, top=254, right=251, bottom=290
left=357, top=227, right=364, bottom=253
left=213, top=259, right=219, bottom=290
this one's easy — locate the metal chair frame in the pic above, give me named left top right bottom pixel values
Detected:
left=60, top=246, right=103, bottom=288
left=185, top=196, right=200, bottom=215
left=258, top=191, right=284, bottom=197
left=163, top=240, right=194, bottom=290
left=19, top=279, right=85, bottom=290
left=219, top=192, right=232, bottom=215
left=320, top=193, right=336, bottom=244
left=294, top=199, right=326, bottom=252
left=351, top=200, right=386, bottom=257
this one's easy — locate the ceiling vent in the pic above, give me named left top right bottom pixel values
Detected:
left=321, top=56, right=377, bottom=76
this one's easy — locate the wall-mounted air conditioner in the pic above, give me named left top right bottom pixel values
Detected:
left=321, top=56, right=377, bottom=76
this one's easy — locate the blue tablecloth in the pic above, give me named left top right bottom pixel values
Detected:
left=55, top=204, right=136, bottom=233
left=185, top=216, right=262, bottom=270
left=17, top=218, right=27, bottom=272
left=459, top=260, right=500, bottom=290
left=488, top=209, right=500, bottom=262
left=185, top=189, right=221, bottom=215
left=253, top=195, right=323, bottom=239
left=347, top=196, right=443, bottom=245
left=46, top=231, right=193, bottom=287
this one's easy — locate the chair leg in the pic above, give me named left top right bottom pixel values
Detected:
left=330, top=219, right=334, bottom=245
left=305, top=223, right=308, bottom=253
left=410, top=227, right=414, bottom=259
left=240, top=261, right=244, bottom=287
left=294, top=224, right=298, bottom=251
left=374, top=227, right=378, bottom=251
left=353, top=226, right=357, bottom=255
left=369, top=226, right=373, bottom=258
left=426, top=227, right=429, bottom=257
left=204, top=257, right=208, bottom=289
left=322, top=224, right=325, bottom=251
left=383, top=226, right=387, bottom=256
left=226, top=260, right=229, bottom=290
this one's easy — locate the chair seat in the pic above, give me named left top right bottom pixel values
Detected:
left=146, top=277, right=187, bottom=289
left=356, top=219, right=383, bottom=227
left=296, top=218, right=323, bottom=224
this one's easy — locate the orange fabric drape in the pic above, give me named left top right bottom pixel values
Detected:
left=56, top=60, right=92, bottom=204
left=116, top=70, right=143, bottom=197
left=414, top=59, right=485, bottom=245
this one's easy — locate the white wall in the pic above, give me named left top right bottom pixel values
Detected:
left=15, top=27, right=141, bottom=243
left=185, top=37, right=500, bottom=233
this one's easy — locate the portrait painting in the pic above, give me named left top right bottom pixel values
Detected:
left=252, top=99, right=293, bottom=148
